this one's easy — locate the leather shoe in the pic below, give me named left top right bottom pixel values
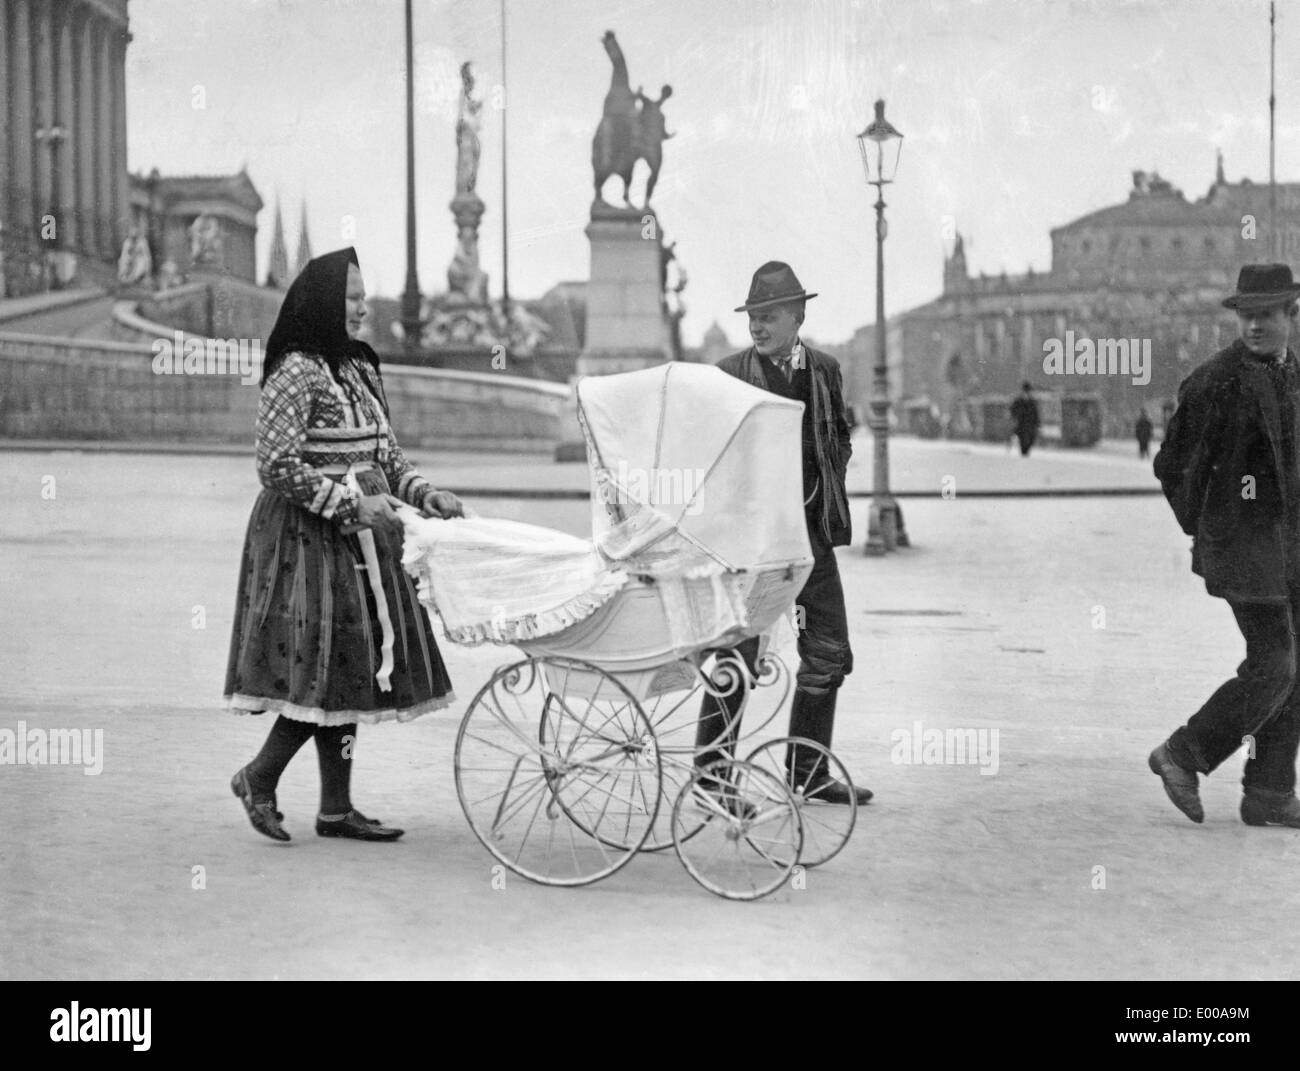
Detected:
left=1241, top=788, right=1300, bottom=828
left=315, top=810, right=404, bottom=841
left=796, top=772, right=872, bottom=806
left=1148, top=742, right=1203, bottom=823
left=231, top=767, right=290, bottom=842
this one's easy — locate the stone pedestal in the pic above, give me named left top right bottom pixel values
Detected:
left=577, top=206, right=674, bottom=375
left=555, top=205, right=674, bottom=460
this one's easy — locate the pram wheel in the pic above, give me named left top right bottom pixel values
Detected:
left=455, top=656, right=662, bottom=886
left=743, top=738, right=858, bottom=867
left=671, top=761, right=803, bottom=901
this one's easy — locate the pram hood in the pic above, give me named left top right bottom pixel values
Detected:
left=577, top=363, right=814, bottom=573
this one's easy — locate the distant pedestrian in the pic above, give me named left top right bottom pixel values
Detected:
left=1150, top=263, right=1300, bottom=828
left=1010, top=381, right=1040, bottom=456
left=1135, top=408, right=1153, bottom=458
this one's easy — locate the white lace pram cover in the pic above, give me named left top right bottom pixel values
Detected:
left=400, top=515, right=629, bottom=646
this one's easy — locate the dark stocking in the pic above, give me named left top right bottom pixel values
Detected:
left=246, top=715, right=316, bottom=793
left=314, top=723, right=356, bottom=817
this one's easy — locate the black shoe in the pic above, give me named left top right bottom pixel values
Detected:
left=796, top=772, right=872, bottom=806
left=231, top=767, right=290, bottom=842
left=1241, top=788, right=1300, bottom=828
left=315, top=810, right=404, bottom=841
left=1148, top=742, right=1203, bottom=823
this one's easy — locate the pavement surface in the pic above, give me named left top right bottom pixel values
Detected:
left=2, top=438, right=1295, bottom=980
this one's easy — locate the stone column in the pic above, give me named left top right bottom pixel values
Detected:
left=95, top=15, right=114, bottom=254
left=10, top=0, right=34, bottom=237
left=0, top=1, right=10, bottom=229
left=75, top=7, right=97, bottom=257
left=54, top=1, right=75, bottom=251
left=33, top=0, right=54, bottom=236
left=111, top=23, right=129, bottom=253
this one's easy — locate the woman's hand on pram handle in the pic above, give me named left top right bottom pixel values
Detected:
left=421, top=490, right=465, bottom=520
left=357, top=493, right=407, bottom=537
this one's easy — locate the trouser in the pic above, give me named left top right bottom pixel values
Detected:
left=1168, top=596, right=1300, bottom=793
left=694, top=531, right=853, bottom=774
left=1017, top=429, right=1036, bottom=456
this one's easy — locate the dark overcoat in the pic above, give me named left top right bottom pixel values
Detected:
left=1154, top=339, right=1300, bottom=603
left=716, top=345, right=853, bottom=547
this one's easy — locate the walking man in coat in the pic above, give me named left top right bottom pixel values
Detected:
left=1150, top=264, right=1300, bottom=828
left=694, top=261, right=871, bottom=805
left=1010, top=382, right=1040, bottom=456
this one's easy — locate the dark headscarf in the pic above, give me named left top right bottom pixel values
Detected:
left=262, top=246, right=382, bottom=393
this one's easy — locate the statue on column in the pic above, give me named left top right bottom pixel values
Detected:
left=447, top=221, right=488, bottom=305
left=455, top=61, right=484, bottom=196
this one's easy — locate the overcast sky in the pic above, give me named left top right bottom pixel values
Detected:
left=126, top=0, right=1294, bottom=346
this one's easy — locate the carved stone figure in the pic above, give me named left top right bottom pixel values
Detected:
left=188, top=214, right=223, bottom=267
left=455, top=62, right=484, bottom=196
left=447, top=222, right=489, bottom=305
left=117, top=229, right=152, bottom=286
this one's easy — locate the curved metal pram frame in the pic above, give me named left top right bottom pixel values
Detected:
left=444, top=363, right=859, bottom=899
left=453, top=640, right=860, bottom=901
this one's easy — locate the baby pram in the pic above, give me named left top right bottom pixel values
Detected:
left=402, top=362, right=861, bottom=900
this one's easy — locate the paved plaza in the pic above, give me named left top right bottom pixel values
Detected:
left=2, top=435, right=1296, bottom=980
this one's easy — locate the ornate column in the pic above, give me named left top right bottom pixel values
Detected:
left=33, top=0, right=54, bottom=235
left=0, top=1, right=10, bottom=230
left=54, top=1, right=76, bottom=251
left=111, top=21, right=129, bottom=253
left=95, top=14, right=114, bottom=254
left=75, top=7, right=97, bottom=257
left=11, top=0, right=34, bottom=237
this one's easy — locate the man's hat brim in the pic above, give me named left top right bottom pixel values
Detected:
left=734, top=290, right=818, bottom=313
left=1222, top=288, right=1300, bottom=311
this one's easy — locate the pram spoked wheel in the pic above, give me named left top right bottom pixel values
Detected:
left=671, top=761, right=804, bottom=901
left=743, top=738, right=858, bottom=867
left=455, top=656, right=662, bottom=886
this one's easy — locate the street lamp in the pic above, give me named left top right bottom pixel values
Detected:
left=857, top=99, right=907, bottom=554
left=35, top=123, right=68, bottom=291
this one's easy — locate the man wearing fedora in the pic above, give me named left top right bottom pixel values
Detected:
left=694, top=261, right=871, bottom=805
left=1151, top=263, right=1300, bottom=828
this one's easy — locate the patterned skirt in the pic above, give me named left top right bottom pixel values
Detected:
left=224, top=468, right=455, bottom=725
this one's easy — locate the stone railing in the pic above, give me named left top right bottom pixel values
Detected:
left=0, top=330, right=572, bottom=450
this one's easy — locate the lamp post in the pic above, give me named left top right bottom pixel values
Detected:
left=857, top=99, right=906, bottom=555
left=35, top=123, right=68, bottom=291
left=399, top=0, right=424, bottom=354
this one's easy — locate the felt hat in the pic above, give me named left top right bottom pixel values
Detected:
left=734, top=261, right=818, bottom=312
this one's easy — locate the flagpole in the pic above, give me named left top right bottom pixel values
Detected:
left=500, top=0, right=512, bottom=329
left=1270, top=0, right=1277, bottom=260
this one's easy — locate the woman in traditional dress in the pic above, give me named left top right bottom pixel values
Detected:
left=225, top=247, right=460, bottom=843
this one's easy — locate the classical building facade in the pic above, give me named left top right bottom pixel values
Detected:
left=898, top=160, right=1298, bottom=434
left=128, top=169, right=263, bottom=283
left=1, top=0, right=131, bottom=296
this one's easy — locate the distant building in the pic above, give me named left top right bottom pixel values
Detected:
left=896, top=159, right=1298, bottom=433
left=128, top=168, right=263, bottom=283
left=0, top=0, right=132, bottom=296
left=697, top=320, right=732, bottom=364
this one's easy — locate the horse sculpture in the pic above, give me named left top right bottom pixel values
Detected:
left=591, top=31, right=673, bottom=208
